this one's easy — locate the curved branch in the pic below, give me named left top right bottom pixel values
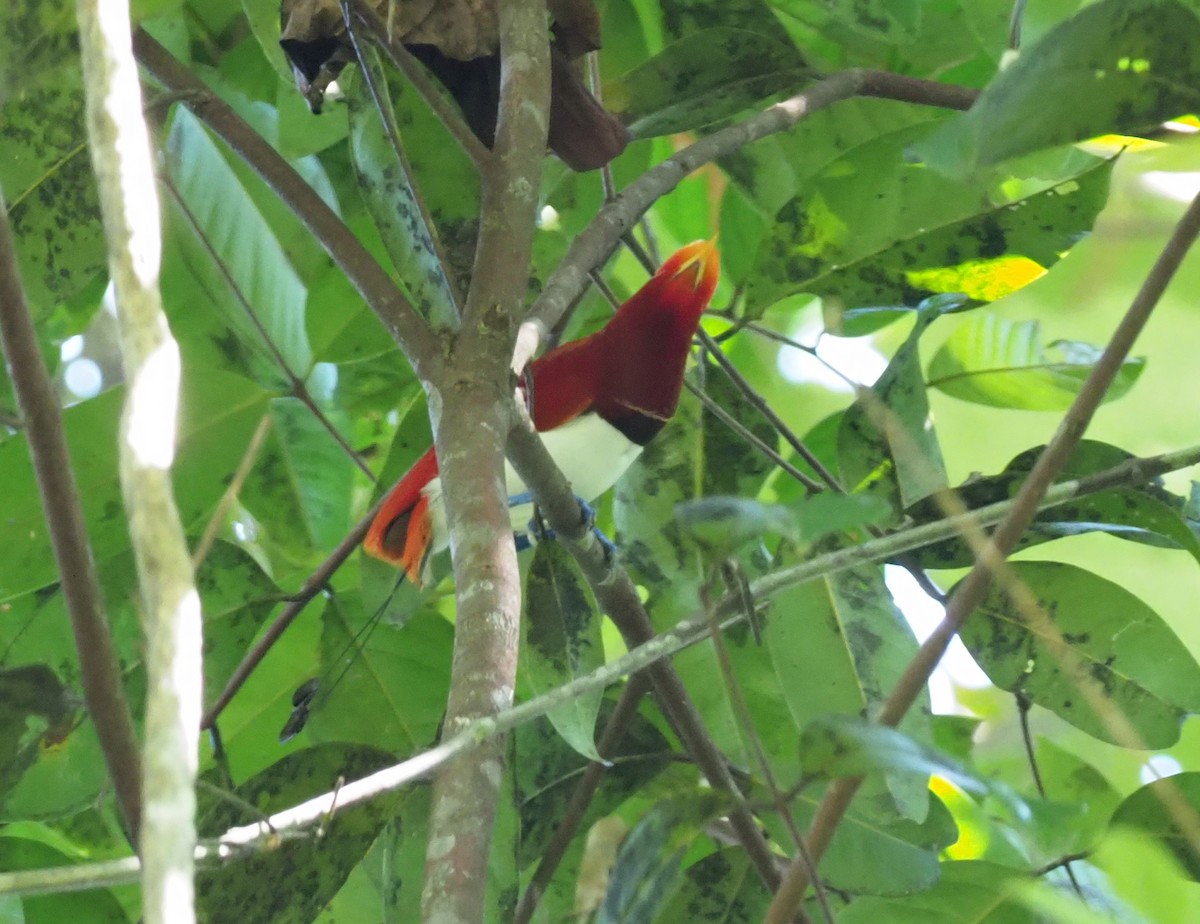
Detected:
left=522, top=70, right=977, bottom=346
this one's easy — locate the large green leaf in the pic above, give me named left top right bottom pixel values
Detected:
left=959, top=562, right=1200, bottom=748
left=521, top=541, right=605, bottom=761
left=345, top=54, right=460, bottom=327
left=300, top=595, right=450, bottom=755
left=928, top=312, right=1145, bottom=409
left=0, top=50, right=104, bottom=330
left=742, top=137, right=1113, bottom=323
left=164, top=108, right=312, bottom=386
left=197, top=743, right=398, bottom=924
left=240, top=395, right=356, bottom=557
left=919, top=0, right=1200, bottom=173
left=0, top=370, right=269, bottom=601
left=765, top=562, right=933, bottom=822
left=599, top=791, right=727, bottom=924
left=1110, top=772, right=1200, bottom=881
left=839, top=300, right=951, bottom=512
left=609, top=28, right=810, bottom=138
left=0, top=835, right=127, bottom=924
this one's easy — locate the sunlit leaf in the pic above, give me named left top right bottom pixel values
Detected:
left=743, top=141, right=1112, bottom=325
left=918, top=0, right=1200, bottom=173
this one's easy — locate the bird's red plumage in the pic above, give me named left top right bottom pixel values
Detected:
left=363, top=240, right=719, bottom=582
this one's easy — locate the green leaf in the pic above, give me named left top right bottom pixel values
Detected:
left=765, top=563, right=933, bottom=822
left=164, top=107, right=312, bottom=386
left=521, top=541, right=605, bottom=761
left=0, top=370, right=269, bottom=601
left=0, top=836, right=127, bottom=924
left=771, top=786, right=958, bottom=894
left=609, top=28, right=809, bottom=138
left=0, top=54, right=104, bottom=329
left=514, top=704, right=670, bottom=868
left=910, top=440, right=1200, bottom=568
left=743, top=136, right=1113, bottom=324
left=928, top=312, right=1145, bottom=409
left=918, top=0, right=1200, bottom=173
left=240, top=396, right=356, bottom=556
left=1091, top=826, right=1197, bottom=921
left=798, top=715, right=985, bottom=795
left=599, top=791, right=727, bottom=924
left=838, top=300, right=951, bottom=511
left=345, top=54, right=460, bottom=326
left=196, top=541, right=281, bottom=706
left=838, top=860, right=1037, bottom=923
left=959, top=561, right=1200, bottom=748
left=656, top=850, right=772, bottom=923
left=300, top=595, right=451, bottom=754
left=197, top=743, right=398, bottom=924
left=1110, top=772, right=1200, bottom=881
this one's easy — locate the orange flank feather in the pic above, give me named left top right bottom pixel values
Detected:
left=364, top=240, right=720, bottom=582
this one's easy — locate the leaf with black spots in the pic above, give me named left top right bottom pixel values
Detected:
left=958, top=562, right=1200, bottom=748
left=521, top=541, right=605, bottom=761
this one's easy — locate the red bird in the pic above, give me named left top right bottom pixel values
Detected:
left=364, top=240, right=720, bottom=581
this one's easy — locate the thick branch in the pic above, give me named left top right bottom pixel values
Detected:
left=79, top=2, right=201, bottom=920
left=0, top=203, right=143, bottom=842
left=130, top=29, right=440, bottom=375
left=766, top=188, right=1200, bottom=924
left=420, top=3, right=551, bottom=922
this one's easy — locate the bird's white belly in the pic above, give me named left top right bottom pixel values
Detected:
left=422, top=414, right=643, bottom=551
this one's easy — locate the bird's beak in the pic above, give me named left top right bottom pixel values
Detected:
left=671, top=238, right=720, bottom=293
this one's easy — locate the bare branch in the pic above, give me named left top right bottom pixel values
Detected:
left=79, top=1, right=201, bottom=919
left=0, top=201, right=144, bottom=843
left=419, top=2, right=551, bottom=921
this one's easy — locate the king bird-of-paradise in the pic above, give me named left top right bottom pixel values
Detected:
left=364, top=240, right=720, bottom=580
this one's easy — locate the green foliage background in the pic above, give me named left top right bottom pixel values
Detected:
left=3, top=0, right=1200, bottom=921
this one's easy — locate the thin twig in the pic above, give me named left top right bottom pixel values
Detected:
left=191, top=412, right=272, bottom=571
left=199, top=502, right=380, bottom=729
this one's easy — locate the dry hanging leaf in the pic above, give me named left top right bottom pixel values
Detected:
left=278, top=0, right=627, bottom=170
